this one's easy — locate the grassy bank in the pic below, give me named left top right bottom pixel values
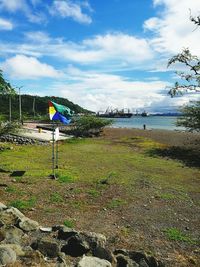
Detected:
left=0, top=129, right=199, bottom=266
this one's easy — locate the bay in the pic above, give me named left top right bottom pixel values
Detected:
left=110, top=116, right=184, bottom=131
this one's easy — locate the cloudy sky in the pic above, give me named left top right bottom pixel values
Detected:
left=0, top=0, right=200, bottom=112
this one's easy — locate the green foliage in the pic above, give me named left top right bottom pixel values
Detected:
left=0, top=121, right=21, bottom=135
left=87, top=188, right=100, bottom=197
left=176, top=101, right=200, bottom=131
left=50, top=192, right=64, bottom=203
left=72, top=116, right=112, bottom=137
left=9, top=197, right=36, bottom=210
left=57, top=174, right=75, bottom=183
left=107, top=198, right=127, bottom=209
left=0, top=70, right=15, bottom=95
left=167, top=48, right=200, bottom=96
left=0, top=94, right=91, bottom=120
left=63, top=219, right=75, bottom=228
left=164, top=228, right=196, bottom=244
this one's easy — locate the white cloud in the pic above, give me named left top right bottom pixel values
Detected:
left=46, top=67, right=170, bottom=112
left=144, top=0, right=200, bottom=57
left=0, top=0, right=26, bottom=12
left=0, top=17, right=13, bottom=30
left=0, top=0, right=45, bottom=23
left=25, top=31, right=51, bottom=43
left=50, top=0, right=92, bottom=24
left=0, top=31, right=154, bottom=68
left=1, top=54, right=62, bottom=79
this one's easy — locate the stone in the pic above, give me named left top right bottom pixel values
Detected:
left=0, top=244, right=25, bottom=256
left=18, top=217, right=39, bottom=231
left=77, top=256, right=112, bottom=267
left=57, top=226, right=77, bottom=240
left=93, top=246, right=114, bottom=263
left=61, top=235, right=90, bottom=257
left=0, top=202, right=7, bottom=211
left=0, top=245, right=17, bottom=266
left=80, top=231, right=107, bottom=250
left=116, top=254, right=139, bottom=267
left=148, top=256, right=159, bottom=267
left=39, top=227, right=52, bottom=233
left=139, top=258, right=149, bottom=267
left=2, top=226, right=24, bottom=244
left=5, top=207, right=25, bottom=220
left=37, top=237, right=59, bottom=258
left=129, top=251, right=149, bottom=265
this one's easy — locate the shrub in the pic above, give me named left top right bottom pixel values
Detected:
left=71, top=116, right=112, bottom=137
left=0, top=121, right=21, bottom=135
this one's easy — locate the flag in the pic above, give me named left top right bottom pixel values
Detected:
left=49, top=101, right=72, bottom=124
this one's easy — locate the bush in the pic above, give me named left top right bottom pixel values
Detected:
left=71, top=116, right=112, bottom=137
left=0, top=121, right=21, bottom=135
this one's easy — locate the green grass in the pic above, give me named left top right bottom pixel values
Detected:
left=57, top=174, right=75, bottom=183
left=5, top=186, right=25, bottom=195
left=9, top=197, right=36, bottom=210
left=107, top=198, right=127, bottom=209
left=164, top=228, right=197, bottom=244
left=87, top=188, right=100, bottom=197
left=63, top=219, right=75, bottom=228
left=50, top=192, right=64, bottom=203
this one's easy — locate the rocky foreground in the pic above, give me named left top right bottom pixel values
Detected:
left=0, top=202, right=165, bottom=267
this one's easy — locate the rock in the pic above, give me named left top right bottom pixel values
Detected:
left=39, top=227, right=52, bottom=233
left=18, top=217, right=39, bottom=231
left=0, top=244, right=25, bottom=256
left=0, top=245, right=17, bottom=266
left=5, top=207, right=25, bottom=220
left=139, top=258, right=149, bottom=267
left=57, top=226, right=78, bottom=240
left=24, top=250, right=46, bottom=266
left=77, top=256, right=112, bottom=267
left=1, top=226, right=24, bottom=244
left=61, top=235, right=90, bottom=257
left=56, top=253, right=68, bottom=267
left=0, top=203, right=7, bottom=211
left=116, top=254, right=139, bottom=267
left=36, top=237, right=59, bottom=258
left=93, top=246, right=115, bottom=263
left=129, top=251, right=149, bottom=265
left=80, top=231, right=107, bottom=250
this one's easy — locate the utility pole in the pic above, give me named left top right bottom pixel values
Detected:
left=33, top=97, right=35, bottom=119
left=18, top=86, right=22, bottom=124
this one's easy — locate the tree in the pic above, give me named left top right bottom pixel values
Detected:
left=0, top=70, right=16, bottom=122
left=177, top=101, right=200, bottom=132
left=70, top=116, right=113, bottom=137
left=167, top=14, right=200, bottom=131
left=167, top=48, right=200, bottom=96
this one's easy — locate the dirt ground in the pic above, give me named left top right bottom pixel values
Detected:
left=0, top=127, right=200, bottom=266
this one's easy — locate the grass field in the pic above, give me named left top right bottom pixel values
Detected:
left=0, top=129, right=199, bottom=266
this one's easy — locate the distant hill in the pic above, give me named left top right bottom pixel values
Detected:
left=0, top=94, right=91, bottom=120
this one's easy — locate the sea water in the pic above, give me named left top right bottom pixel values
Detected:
left=110, top=116, right=184, bottom=131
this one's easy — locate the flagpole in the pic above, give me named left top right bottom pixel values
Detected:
left=51, top=122, right=56, bottom=179
left=55, top=123, right=59, bottom=169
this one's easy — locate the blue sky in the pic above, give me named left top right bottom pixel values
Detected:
left=0, top=0, right=200, bottom=112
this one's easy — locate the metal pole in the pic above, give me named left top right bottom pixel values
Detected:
left=55, top=140, right=58, bottom=169
left=51, top=123, right=56, bottom=179
left=19, top=87, right=22, bottom=123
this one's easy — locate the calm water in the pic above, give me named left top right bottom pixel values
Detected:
left=110, top=116, right=184, bottom=131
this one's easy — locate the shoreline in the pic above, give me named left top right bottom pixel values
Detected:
left=103, top=127, right=200, bottom=148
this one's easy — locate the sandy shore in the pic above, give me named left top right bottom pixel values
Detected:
left=103, top=127, right=200, bottom=148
